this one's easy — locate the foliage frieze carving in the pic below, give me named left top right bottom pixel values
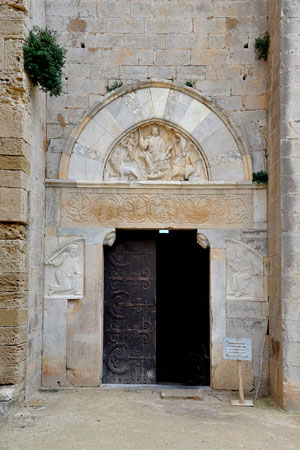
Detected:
left=63, top=192, right=251, bottom=227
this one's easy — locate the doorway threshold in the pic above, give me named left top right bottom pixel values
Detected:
left=101, top=384, right=212, bottom=391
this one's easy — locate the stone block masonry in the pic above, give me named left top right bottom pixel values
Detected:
left=275, top=0, right=300, bottom=411
left=6, top=0, right=300, bottom=412
left=0, top=1, right=31, bottom=406
left=0, top=0, right=46, bottom=413
left=46, top=0, right=268, bottom=179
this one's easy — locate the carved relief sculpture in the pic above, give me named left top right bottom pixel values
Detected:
left=226, top=239, right=263, bottom=300
left=45, top=238, right=84, bottom=299
left=64, top=192, right=250, bottom=227
left=197, top=232, right=210, bottom=249
left=103, top=123, right=209, bottom=182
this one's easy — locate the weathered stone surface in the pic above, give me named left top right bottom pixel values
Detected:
left=0, top=138, right=30, bottom=158
left=0, top=188, right=27, bottom=223
left=0, top=326, right=26, bottom=345
left=160, top=389, right=204, bottom=400
left=0, top=156, right=29, bottom=173
left=0, top=240, right=27, bottom=273
left=42, top=298, right=67, bottom=388
left=0, top=223, right=26, bottom=240
left=67, top=18, right=87, bottom=32
left=0, top=343, right=26, bottom=384
left=0, top=309, right=27, bottom=327
left=66, top=244, right=102, bottom=387
left=0, top=273, right=28, bottom=293
left=0, top=105, right=29, bottom=141
left=0, top=170, right=30, bottom=189
left=0, top=292, right=27, bottom=309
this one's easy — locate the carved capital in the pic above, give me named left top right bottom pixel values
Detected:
left=103, top=229, right=116, bottom=247
left=197, top=231, right=210, bottom=249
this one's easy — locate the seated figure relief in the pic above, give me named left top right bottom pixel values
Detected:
left=103, top=123, right=208, bottom=182
left=45, top=240, right=84, bottom=298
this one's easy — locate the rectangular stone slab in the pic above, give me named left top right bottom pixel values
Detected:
left=160, top=389, right=204, bottom=400
left=60, top=185, right=254, bottom=229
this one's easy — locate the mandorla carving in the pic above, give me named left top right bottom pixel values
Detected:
left=103, top=123, right=208, bottom=182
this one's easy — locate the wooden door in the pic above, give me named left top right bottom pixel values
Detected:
left=103, top=231, right=156, bottom=384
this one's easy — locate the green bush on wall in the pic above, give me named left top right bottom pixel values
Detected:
left=254, top=32, right=270, bottom=61
left=253, top=171, right=268, bottom=184
left=23, top=27, right=66, bottom=97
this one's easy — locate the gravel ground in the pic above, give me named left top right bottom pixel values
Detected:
left=1, top=388, right=300, bottom=450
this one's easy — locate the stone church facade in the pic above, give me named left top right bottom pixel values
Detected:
left=0, top=0, right=299, bottom=412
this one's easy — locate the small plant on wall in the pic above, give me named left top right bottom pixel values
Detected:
left=23, top=27, right=66, bottom=97
left=254, top=32, right=270, bottom=61
left=253, top=171, right=268, bottom=184
left=185, top=80, right=195, bottom=88
left=106, top=80, right=123, bottom=93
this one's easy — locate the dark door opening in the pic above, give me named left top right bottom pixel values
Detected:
left=156, top=230, right=210, bottom=386
left=103, top=230, right=210, bottom=386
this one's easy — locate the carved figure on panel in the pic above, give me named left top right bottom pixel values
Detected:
left=103, top=123, right=208, bottom=182
left=227, top=246, right=254, bottom=297
left=226, top=239, right=263, bottom=300
left=45, top=238, right=84, bottom=299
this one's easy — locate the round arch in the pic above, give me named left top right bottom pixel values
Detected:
left=58, top=80, right=252, bottom=182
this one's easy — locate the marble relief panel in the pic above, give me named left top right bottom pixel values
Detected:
left=103, top=122, right=209, bottom=182
left=44, top=237, right=84, bottom=299
left=226, top=239, right=264, bottom=301
left=61, top=189, right=253, bottom=229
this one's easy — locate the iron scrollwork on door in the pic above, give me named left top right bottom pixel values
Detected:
left=103, top=232, right=156, bottom=384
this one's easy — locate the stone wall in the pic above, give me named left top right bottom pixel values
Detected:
left=267, top=0, right=282, bottom=406
left=0, top=0, right=46, bottom=413
left=45, top=0, right=268, bottom=180
left=44, top=0, right=270, bottom=396
left=268, top=0, right=300, bottom=411
left=279, top=0, right=300, bottom=410
left=25, top=1, right=46, bottom=402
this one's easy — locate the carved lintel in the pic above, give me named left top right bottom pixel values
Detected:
left=63, top=192, right=251, bottom=228
left=197, top=231, right=210, bottom=249
left=45, top=237, right=84, bottom=299
left=103, top=229, right=116, bottom=247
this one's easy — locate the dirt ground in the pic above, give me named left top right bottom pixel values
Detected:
left=0, top=388, right=300, bottom=450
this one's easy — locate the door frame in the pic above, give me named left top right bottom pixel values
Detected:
left=100, top=227, right=212, bottom=386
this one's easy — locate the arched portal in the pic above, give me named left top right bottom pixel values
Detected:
left=44, top=80, right=267, bottom=393
left=59, top=80, right=252, bottom=182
